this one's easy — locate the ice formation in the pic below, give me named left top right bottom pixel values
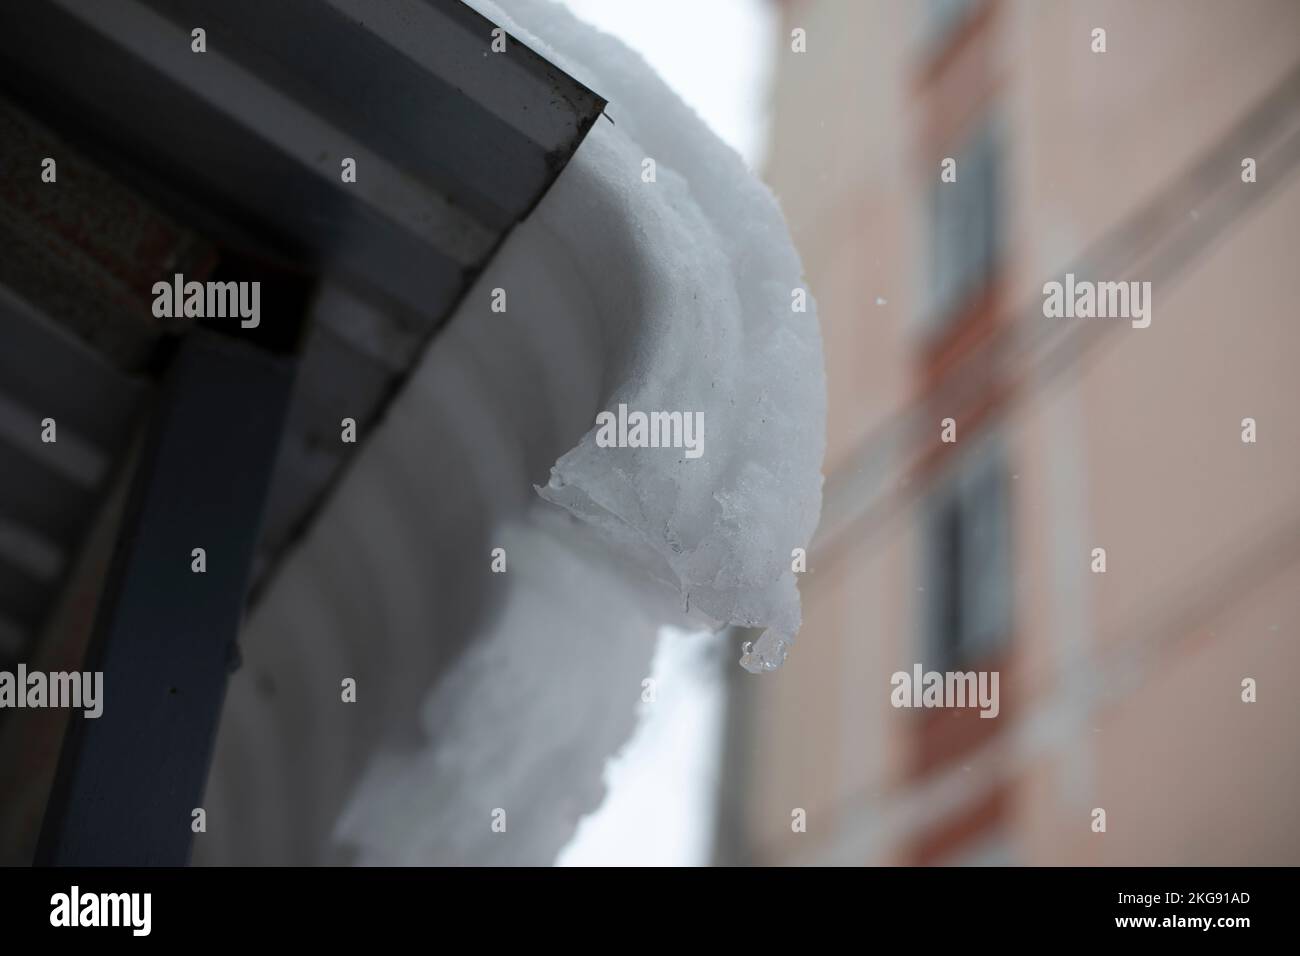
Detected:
left=198, top=0, right=823, bottom=865
left=510, top=0, right=825, bottom=672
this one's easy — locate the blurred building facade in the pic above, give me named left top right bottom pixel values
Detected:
left=718, top=0, right=1300, bottom=865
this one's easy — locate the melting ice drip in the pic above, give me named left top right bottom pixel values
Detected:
left=739, top=630, right=792, bottom=674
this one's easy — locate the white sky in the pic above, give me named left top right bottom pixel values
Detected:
left=556, top=626, right=727, bottom=866
left=555, top=0, right=777, bottom=166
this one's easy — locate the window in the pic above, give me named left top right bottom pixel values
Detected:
left=920, top=438, right=1012, bottom=670
left=924, top=0, right=979, bottom=49
left=927, top=120, right=1003, bottom=332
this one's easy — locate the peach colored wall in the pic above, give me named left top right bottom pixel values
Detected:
left=738, top=0, right=1300, bottom=865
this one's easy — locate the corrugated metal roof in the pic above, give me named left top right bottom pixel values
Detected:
left=0, top=0, right=606, bottom=660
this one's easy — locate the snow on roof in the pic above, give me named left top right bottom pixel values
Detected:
left=202, top=0, right=824, bottom=866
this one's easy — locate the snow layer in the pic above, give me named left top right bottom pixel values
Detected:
left=198, top=0, right=823, bottom=866
left=509, top=0, right=826, bottom=671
